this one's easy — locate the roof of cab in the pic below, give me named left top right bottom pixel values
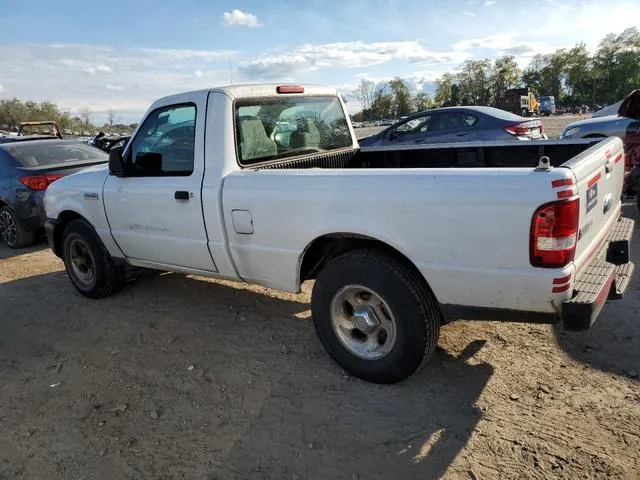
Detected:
left=150, top=84, right=340, bottom=109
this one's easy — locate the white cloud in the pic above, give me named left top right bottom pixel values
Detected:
left=142, top=48, right=235, bottom=61
left=463, top=11, right=475, bottom=17
left=0, top=84, right=3, bottom=92
left=485, top=0, right=496, bottom=5
left=0, top=43, right=235, bottom=122
left=96, top=64, right=112, bottom=73
left=221, top=9, right=260, bottom=28
left=453, top=32, right=517, bottom=51
left=239, top=41, right=469, bottom=79
left=83, top=64, right=113, bottom=76
left=195, top=70, right=204, bottom=78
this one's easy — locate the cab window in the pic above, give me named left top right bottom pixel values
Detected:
left=128, top=104, right=196, bottom=176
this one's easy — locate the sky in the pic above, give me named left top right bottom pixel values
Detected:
left=0, top=0, right=638, bottom=123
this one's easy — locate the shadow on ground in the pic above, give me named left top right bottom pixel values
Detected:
left=0, top=270, right=493, bottom=480
left=0, top=239, right=47, bottom=260
left=553, top=202, right=640, bottom=377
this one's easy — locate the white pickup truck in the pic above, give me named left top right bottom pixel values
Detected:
left=44, top=84, right=635, bottom=383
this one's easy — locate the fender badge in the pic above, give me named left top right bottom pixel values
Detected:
left=84, top=192, right=99, bottom=200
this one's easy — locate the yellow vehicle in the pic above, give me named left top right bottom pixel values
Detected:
left=17, top=121, right=63, bottom=138
left=498, top=88, right=540, bottom=117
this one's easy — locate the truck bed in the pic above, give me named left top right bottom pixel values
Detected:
left=254, top=139, right=601, bottom=170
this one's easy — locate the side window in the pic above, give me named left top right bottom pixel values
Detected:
left=462, top=115, right=478, bottom=127
left=432, top=112, right=472, bottom=131
left=395, top=114, right=431, bottom=134
left=128, top=104, right=196, bottom=176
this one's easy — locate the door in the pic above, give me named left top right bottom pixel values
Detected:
left=103, top=100, right=217, bottom=271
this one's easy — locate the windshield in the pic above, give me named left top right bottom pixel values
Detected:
left=235, top=96, right=352, bottom=165
left=4, top=141, right=108, bottom=167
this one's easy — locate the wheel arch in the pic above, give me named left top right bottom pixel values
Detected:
left=298, top=232, right=435, bottom=298
left=52, top=210, right=88, bottom=257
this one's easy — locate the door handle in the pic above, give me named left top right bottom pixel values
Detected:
left=456, top=132, right=470, bottom=137
left=175, top=191, right=190, bottom=200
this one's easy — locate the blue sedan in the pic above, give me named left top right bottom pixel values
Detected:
left=0, top=140, right=107, bottom=248
left=358, top=106, right=545, bottom=147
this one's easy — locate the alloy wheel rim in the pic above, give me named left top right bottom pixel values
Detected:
left=0, top=211, right=17, bottom=247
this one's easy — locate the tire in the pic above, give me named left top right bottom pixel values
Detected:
left=311, top=249, right=441, bottom=384
left=62, top=219, right=125, bottom=298
left=0, top=206, right=35, bottom=249
left=637, top=194, right=640, bottom=214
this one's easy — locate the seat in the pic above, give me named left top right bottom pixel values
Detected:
left=290, top=118, right=321, bottom=150
left=239, top=118, right=278, bottom=161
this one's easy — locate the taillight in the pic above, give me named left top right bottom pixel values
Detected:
left=19, top=174, right=64, bottom=191
left=530, top=198, right=579, bottom=268
left=504, top=124, right=531, bottom=136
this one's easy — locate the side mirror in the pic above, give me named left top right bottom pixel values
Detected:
left=136, top=152, right=162, bottom=174
left=108, top=146, right=125, bottom=177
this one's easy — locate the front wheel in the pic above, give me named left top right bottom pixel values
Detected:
left=311, top=249, right=441, bottom=384
left=62, top=219, right=125, bottom=298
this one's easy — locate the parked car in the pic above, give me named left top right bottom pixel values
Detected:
left=44, top=84, right=634, bottom=384
left=560, top=90, right=640, bottom=167
left=359, top=106, right=545, bottom=147
left=18, top=121, right=62, bottom=139
left=0, top=139, right=108, bottom=248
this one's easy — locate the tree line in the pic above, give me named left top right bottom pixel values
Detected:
left=352, top=27, right=640, bottom=120
left=0, top=99, right=136, bottom=134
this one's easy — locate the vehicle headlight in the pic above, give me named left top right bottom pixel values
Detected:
left=561, top=127, right=581, bottom=138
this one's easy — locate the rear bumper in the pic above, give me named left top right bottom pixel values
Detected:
left=562, top=217, right=635, bottom=331
left=13, top=190, right=46, bottom=231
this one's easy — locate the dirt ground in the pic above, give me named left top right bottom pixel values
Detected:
left=1, top=144, right=639, bottom=480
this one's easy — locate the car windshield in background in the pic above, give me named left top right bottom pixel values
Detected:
left=235, top=96, right=352, bottom=165
left=4, top=141, right=108, bottom=167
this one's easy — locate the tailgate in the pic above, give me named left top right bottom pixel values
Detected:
left=561, top=137, right=625, bottom=272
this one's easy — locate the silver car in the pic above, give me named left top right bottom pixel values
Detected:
left=560, top=90, right=640, bottom=165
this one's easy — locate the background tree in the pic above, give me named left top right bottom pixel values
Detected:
left=434, top=73, right=456, bottom=107
left=490, top=55, right=521, bottom=104
left=79, top=107, right=92, bottom=131
left=413, top=92, right=433, bottom=112
left=388, top=77, right=412, bottom=117
left=353, top=79, right=376, bottom=116
left=107, top=109, right=119, bottom=130
left=457, top=59, right=493, bottom=105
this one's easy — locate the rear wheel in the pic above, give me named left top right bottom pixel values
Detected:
left=62, top=219, right=125, bottom=298
left=0, top=206, right=35, bottom=249
left=311, top=249, right=441, bottom=384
